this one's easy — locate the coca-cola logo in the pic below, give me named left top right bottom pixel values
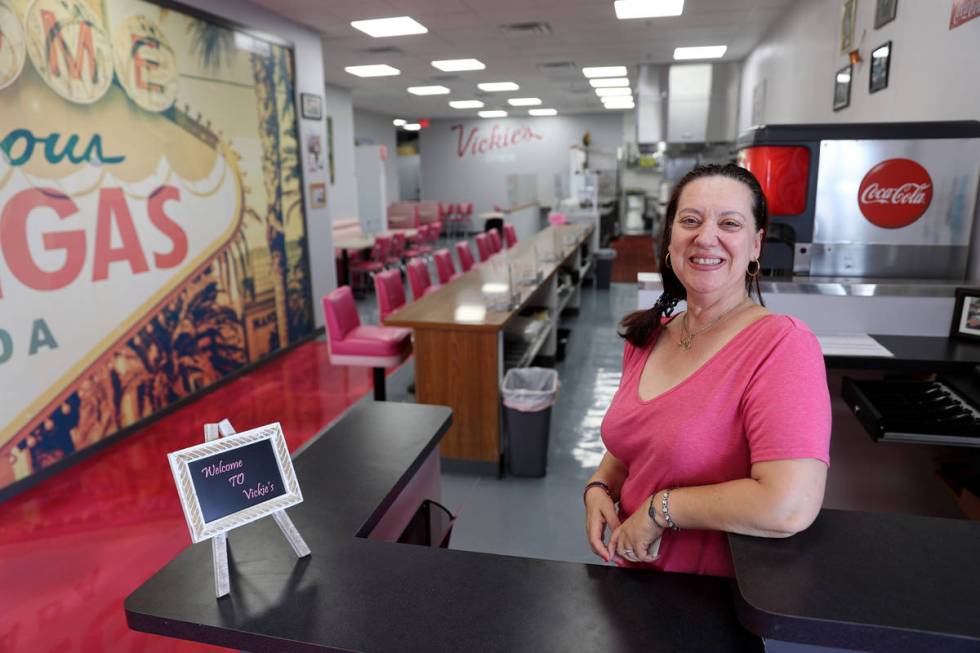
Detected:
left=857, top=158, right=933, bottom=228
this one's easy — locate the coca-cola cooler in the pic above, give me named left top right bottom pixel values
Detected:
left=736, top=121, right=980, bottom=279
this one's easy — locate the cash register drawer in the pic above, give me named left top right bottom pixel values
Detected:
left=842, top=376, right=980, bottom=447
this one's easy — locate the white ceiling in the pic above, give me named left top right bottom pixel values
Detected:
left=249, top=0, right=796, bottom=120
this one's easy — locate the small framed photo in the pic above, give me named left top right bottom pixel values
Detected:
left=951, top=288, right=980, bottom=340
left=840, top=0, right=858, bottom=53
left=833, top=64, right=852, bottom=111
left=869, top=41, right=891, bottom=93
left=874, top=0, right=897, bottom=29
left=300, top=92, right=322, bottom=120
left=310, top=182, right=326, bottom=208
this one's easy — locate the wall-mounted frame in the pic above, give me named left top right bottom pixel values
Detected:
left=840, top=0, right=858, bottom=53
left=310, top=182, right=327, bottom=208
left=950, top=288, right=980, bottom=341
left=874, top=0, right=897, bottom=28
left=301, top=92, right=323, bottom=120
left=869, top=41, right=892, bottom=93
left=833, top=64, right=852, bottom=111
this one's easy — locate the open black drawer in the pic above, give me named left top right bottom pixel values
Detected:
left=842, top=374, right=980, bottom=447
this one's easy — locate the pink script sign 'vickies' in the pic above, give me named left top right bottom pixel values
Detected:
left=452, top=123, right=544, bottom=158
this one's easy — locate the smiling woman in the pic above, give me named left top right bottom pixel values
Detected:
left=584, top=163, right=831, bottom=577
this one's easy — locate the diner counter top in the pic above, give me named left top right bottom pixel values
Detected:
left=385, top=224, right=592, bottom=332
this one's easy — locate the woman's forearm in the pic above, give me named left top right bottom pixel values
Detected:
left=589, top=452, right=629, bottom=497
left=656, top=460, right=827, bottom=538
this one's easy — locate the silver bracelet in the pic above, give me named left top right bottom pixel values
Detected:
left=661, top=489, right=679, bottom=531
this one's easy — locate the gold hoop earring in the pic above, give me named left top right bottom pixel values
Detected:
left=747, top=259, right=760, bottom=278
left=664, top=252, right=672, bottom=270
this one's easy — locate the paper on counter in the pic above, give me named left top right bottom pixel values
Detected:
left=816, top=334, right=894, bottom=357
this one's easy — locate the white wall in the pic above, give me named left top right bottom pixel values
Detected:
left=353, top=109, right=399, bottom=205
left=193, top=0, right=334, bottom=323
left=324, top=83, right=359, bottom=222
left=740, top=0, right=980, bottom=130
left=419, top=114, right=624, bottom=214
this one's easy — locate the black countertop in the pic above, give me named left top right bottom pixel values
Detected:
left=730, top=509, right=980, bottom=652
left=824, top=335, right=980, bottom=372
left=126, top=402, right=760, bottom=652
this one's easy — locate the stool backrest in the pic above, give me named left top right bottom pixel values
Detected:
left=406, top=259, right=432, bottom=300
left=459, top=202, right=473, bottom=217
left=371, top=235, right=392, bottom=262
left=455, top=241, right=475, bottom=272
left=433, top=248, right=456, bottom=284
left=488, top=228, right=502, bottom=253
left=475, top=233, right=493, bottom=262
left=503, top=224, right=518, bottom=248
left=438, top=203, right=453, bottom=220
left=388, top=231, right=406, bottom=259
left=374, top=269, right=406, bottom=320
left=430, top=221, right=442, bottom=243
left=322, top=286, right=361, bottom=344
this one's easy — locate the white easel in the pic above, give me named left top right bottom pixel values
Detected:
left=205, top=419, right=311, bottom=598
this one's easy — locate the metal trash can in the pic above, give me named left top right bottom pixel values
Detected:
left=595, top=249, right=617, bottom=289
left=501, top=367, right=560, bottom=477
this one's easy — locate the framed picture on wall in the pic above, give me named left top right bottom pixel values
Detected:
left=874, top=0, right=897, bottom=28
left=301, top=93, right=323, bottom=120
left=869, top=42, right=892, bottom=93
left=310, top=182, right=326, bottom=209
left=950, top=288, right=980, bottom=340
left=840, top=0, right=858, bottom=53
left=833, top=64, right=852, bottom=111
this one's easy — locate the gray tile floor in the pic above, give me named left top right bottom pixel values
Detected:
left=355, top=275, right=966, bottom=566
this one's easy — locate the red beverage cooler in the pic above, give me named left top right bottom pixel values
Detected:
left=736, top=121, right=980, bottom=279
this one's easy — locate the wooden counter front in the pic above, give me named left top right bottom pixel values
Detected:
left=385, top=225, right=593, bottom=470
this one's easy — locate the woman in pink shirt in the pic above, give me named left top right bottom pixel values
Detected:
left=584, top=163, right=830, bottom=577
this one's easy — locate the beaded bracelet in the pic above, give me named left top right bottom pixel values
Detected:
left=583, top=481, right=618, bottom=505
left=661, top=488, right=680, bottom=531
left=647, top=495, right=666, bottom=528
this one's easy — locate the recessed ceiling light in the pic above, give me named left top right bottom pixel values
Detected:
left=478, top=82, right=520, bottom=92
left=583, top=66, right=628, bottom=78
left=449, top=100, right=485, bottom=109
left=345, top=64, right=401, bottom=77
left=614, top=0, right=684, bottom=20
left=603, top=98, right=635, bottom=109
left=479, top=110, right=508, bottom=118
left=673, top=45, right=727, bottom=60
left=508, top=97, right=542, bottom=106
left=596, top=87, right=632, bottom=97
left=407, top=85, right=451, bottom=95
left=432, top=58, right=486, bottom=72
left=403, top=123, right=422, bottom=131
left=589, top=77, right=630, bottom=88
left=528, top=108, right=557, bottom=116
left=350, top=16, right=427, bottom=38
left=393, top=118, right=406, bottom=126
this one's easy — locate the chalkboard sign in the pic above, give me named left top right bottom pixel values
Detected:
left=168, top=423, right=303, bottom=543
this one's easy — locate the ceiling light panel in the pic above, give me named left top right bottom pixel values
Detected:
left=407, top=85, right=450, bottom=95
left=345, top=64, right=401, bottom=77
left=582, top=66, right=628, bottom=78
left=508, top=97, right=542, bottom=106
left=590, top=77, right=630, bottom=88
left=403, top=123, right=422, bottom=131
left=432, top=59, right=485, bottom=72
left=393, top=118, right=406, bottom=126
left=596, top=87, right=632, bottom=97
left=449, top=100, right=484, bottom=109
left=350, top=16, right=427, bottom=38
left=478, top=82, right=520, bottom=92
left=479, top=110, right=508, bottom=118
left=603, top=98, right=635, bottom=108
left=614, top=0, right=684, bottom=20
left=673, top=45, right=727, bottom=60
left=528, top=109, right=557, bottom=116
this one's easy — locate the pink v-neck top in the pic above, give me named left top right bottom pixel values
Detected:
left=600, top=314, right=831, bottom=577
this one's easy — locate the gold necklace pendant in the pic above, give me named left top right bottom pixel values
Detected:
left=677, top=297, right=750, bottom=351
left=678, top=333, right=694, bottom=350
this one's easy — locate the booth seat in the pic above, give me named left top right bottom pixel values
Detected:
left=332, top=217, right=364, bottom=242
left=387, top=201, right=442, bottom=229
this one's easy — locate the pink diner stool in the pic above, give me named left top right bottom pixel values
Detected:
left=386, top=231, right=406, bottom=269
left=547, top=212, right=567, bottom=226
left=457, top=202, right=474, bottom=235
left=374, top=269, right=408, bottom=321
left=475, top=233, right=493, bottom=262
left=406, top=258, right=441, bottom=300
left=487, top=228, right=502, bottom=253
left=405, top=224, right=433, bottom=260
left=455, top=240, right=476, bottom=272
left=350, top=235, right=390, bottom=293
left=322, top=286, right=411, bottom=401
left=503, top=224, right=518, bottom=249
left=430, top=220, right=443, bottom=246
left=433, top=248, right=462, bottom=284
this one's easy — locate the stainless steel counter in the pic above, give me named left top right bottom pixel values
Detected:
left=637, top=273, right=966, bottom=298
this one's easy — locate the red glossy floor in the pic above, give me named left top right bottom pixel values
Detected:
left=0, top=339, right=379, bottom=652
